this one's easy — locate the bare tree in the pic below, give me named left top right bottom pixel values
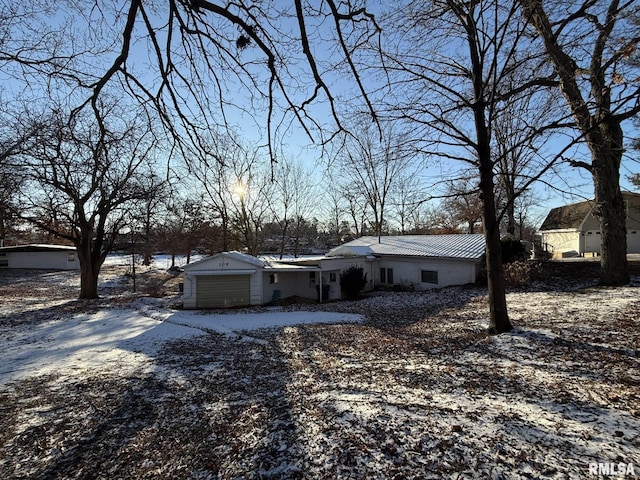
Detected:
left=0, top=1, right=381, bottom=168
left=0, top=109, right=47, bottom=245
left=442, top=179, right=485, bottom=234
left=13, top=105, right=160, bottom=299
left=518, top=0, right=640, bottom=285
left=130, top=173, right=172, bottom=265
left=342, top=185, right=369, bottom=238
left=228, top=154, right=274, bottom=256
left=191, top=136, right=248, bottom=253
left=335, top=123, right=412, bottom=239
left=158, top=195, right=209, bottom=267
left=322, top=182, right=351, bottom=245
left=192, top=137, right=274, bottom=255
left=390, top=171, right=428, bottom=235
left=271, top=158, right=319, bottom=257
left=379, top=0, right=559, bottom=333
left=493, top=78, right=558, bottom=240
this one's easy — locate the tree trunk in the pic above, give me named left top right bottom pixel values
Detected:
left=77, top=245, right=100, bottom=299
left=506, top=193, right=517, bottom=239
left=518, top=0, right=629, bottom=286
left=0, top=208, right=5, bottom=246
left=479, top=161, right=512, bottom=334
left=279, top=219, right=289, bottom=259
left=462, top=0, right=513, bottom=335
left=590, top=122, right=629, bottom=285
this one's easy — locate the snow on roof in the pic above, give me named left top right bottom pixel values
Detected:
left=0, top=244, right=77, bottom=253
left=262, top=261, right=320, bottom=272
left=183, top=250, right=265, bottom=270
left=327, top=234, right=486, bottom=260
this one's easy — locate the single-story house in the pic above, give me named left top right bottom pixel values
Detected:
left=324, top=234, right=486, bottom=291
left=0, top=244, right=80, bottom=270
left=182, top=251, right=323, bottom=309
left=182, top=234, right=486, bottom=309
left=539, top=192, right=640, bottom=258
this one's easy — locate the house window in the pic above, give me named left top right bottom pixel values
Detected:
left=269, top=273, right=279, bottom=284
left=0, top=253, right=7, bottom=267
left=329, top=272, right=337, bottom=283
left=67, top=253, right=75, bottom=262
left=309, top=271, right=316, bottom=287
left=380, top=268, right=394, bottom=284
left=421, top=270, right=438, bottom=284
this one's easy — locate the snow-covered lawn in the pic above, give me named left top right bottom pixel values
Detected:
left=0, top=261, right=639, bottom=479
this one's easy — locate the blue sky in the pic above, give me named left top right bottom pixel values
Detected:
left=3, top=1, right=638, bottom=230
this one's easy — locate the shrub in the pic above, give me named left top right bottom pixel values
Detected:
left=340, top=266, right=368, bottom=299
left=503, top=260, right=541, bottom=288
left=501, top=238, right=529, bottom=264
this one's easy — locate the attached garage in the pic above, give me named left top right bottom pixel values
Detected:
left=183, top=235, right=488, bottom=309
left=195, top=274, right=250, bottom=308
left=182, top=251, right=264, bottom=309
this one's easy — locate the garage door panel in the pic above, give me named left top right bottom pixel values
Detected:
left=196, top=275, right=250, bottom=308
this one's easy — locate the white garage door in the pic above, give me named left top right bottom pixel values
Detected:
left=584, top=231, right=601, bottom=254
left=628, top=229, right=640, bottom=254
left=196, top=275, right=251, bottom=308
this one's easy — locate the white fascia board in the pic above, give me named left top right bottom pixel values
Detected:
left=185, top=269, right=256, bottom=276
left=264, top=265, right=321, bottom=272
left=540, top=228, right=578, bottom=234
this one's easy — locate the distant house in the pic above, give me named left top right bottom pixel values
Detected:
left=0, top=244, right=80, bottom=270
left=182, top=234, right=485, bottom=309
left=539, top=192, right=640, bottom=258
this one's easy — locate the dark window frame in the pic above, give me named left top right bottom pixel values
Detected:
left=421, top=270, right=438, bottom=284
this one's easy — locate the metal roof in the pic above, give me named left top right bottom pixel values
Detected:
left=327, top=234, right=486, bottom=260
left=0, top=244, right=77, bottom=253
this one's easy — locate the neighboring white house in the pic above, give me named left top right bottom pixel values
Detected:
left=0, top=244, right=80, bottom=270
left=182, top=234, right=486, bottom=309
left=539, top=192, right=640, bottom=258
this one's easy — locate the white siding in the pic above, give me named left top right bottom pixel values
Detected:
left=377, top=257, right=479, bottom=290
left=541, top=230, right=581, bottom=258
left=319, top=257, right=376, bottom=297
left=628, top=229, right=640, bottom=254
left=583, top=230, right=601, bottom=255
left=262, top=271, right=324, bottom=302
left=183, top=252, right=263, bottom=309
left=7, top=251, right=80, bottom=270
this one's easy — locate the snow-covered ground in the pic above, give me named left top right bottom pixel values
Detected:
left=0, top=258, right=639, bottom=479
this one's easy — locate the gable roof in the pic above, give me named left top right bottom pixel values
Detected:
left=539, top=192, right=640, bottom=231
left=183, top=250, right=265, bottom=271
left=327, top=234, right=486, bottom=261
left=540, top=200, right=595, bottom=231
